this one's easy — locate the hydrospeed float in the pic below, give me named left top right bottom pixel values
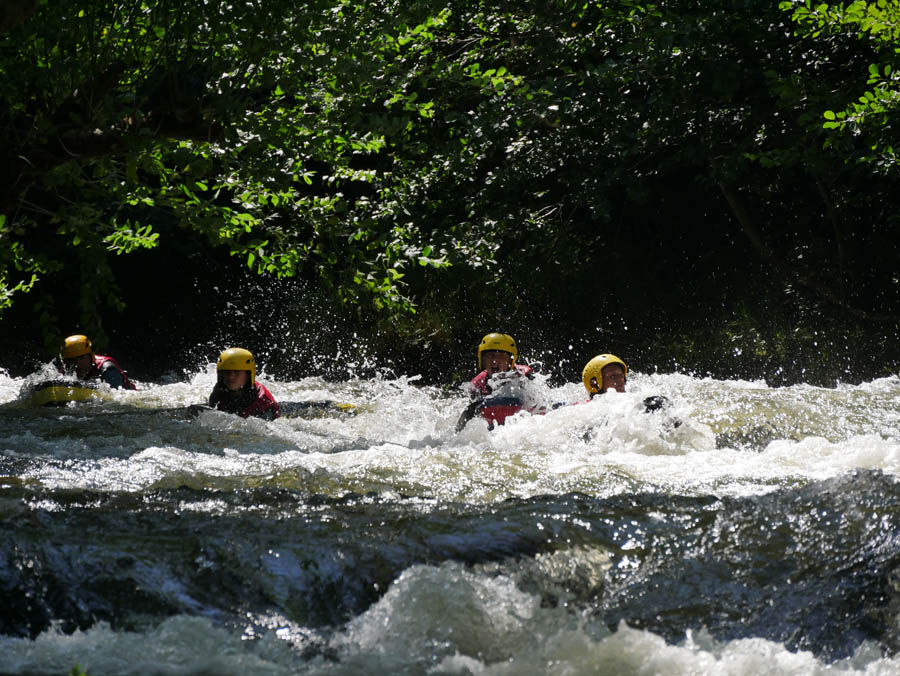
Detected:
left=23, top=379, right=112, bottom=407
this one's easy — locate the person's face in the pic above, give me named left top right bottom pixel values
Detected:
left=64, top=354, right=93, bottom=380
left=221, top=369, right=250, bottom=391
left=601, top=364, right=626, bottom=393
left=482, top=350, right=512, bottom=374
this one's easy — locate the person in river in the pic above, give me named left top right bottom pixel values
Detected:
left=582, top=353, right=627, bottom=397
left=581, top=353, right=674, bottom=416
left=59, top=334, right=136, bottom=389
left=208, top=347, right=281, bottom=420
left=455, top=332, right=537, bottom=431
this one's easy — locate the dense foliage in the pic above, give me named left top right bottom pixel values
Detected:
left=1, top=0, right=898, bottom=383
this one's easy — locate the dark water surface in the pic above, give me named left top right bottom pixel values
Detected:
left=2, top=368, right=900, bottom=675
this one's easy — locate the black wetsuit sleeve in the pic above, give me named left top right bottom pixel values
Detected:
left=455, top=398, right=483, bottom=432
left=208, top=385, right=225, bottom=409
left=643, top=395, right=682, bottom=427
left=99, top=362, right=126, bottom=389
left=643, top=395, right=670, bottom=412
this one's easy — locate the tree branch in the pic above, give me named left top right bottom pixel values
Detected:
left=718, top=178, right=900, bottom=325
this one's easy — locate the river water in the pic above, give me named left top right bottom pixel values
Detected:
left=2, top=364, right=900, bottom=675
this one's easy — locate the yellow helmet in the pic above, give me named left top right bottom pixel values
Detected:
left=477, top=332, right=517, bottom=371
left=217, top=347, right=256, bottom=386
left=582, top=354, right=628, bottom=395
left=61, top=335, right=93, bottom=360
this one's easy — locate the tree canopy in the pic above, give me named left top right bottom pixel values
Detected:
left=1, top=0, right=898, bottom=383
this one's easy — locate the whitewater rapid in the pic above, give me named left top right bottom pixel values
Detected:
left=2, top=366, right=900, bottom=675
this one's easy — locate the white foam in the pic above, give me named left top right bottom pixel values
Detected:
left=2, top=370, right=900, bottom=500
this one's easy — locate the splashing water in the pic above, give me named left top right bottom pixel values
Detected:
left=2, top=366, right=900, bottom=675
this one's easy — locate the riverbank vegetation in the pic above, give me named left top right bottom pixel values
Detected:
left=1, top=0, right=898, bottom=385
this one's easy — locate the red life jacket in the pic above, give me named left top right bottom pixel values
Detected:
left=480, top=397, right=527, bottom=426
left=244, top=382, right=281, bottom=420
left=470, top=365, right=535, bottom=427
left=88, top=355, right=136, bottom=390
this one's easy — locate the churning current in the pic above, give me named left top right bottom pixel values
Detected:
left=2, top=365, right=900, bottom=675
